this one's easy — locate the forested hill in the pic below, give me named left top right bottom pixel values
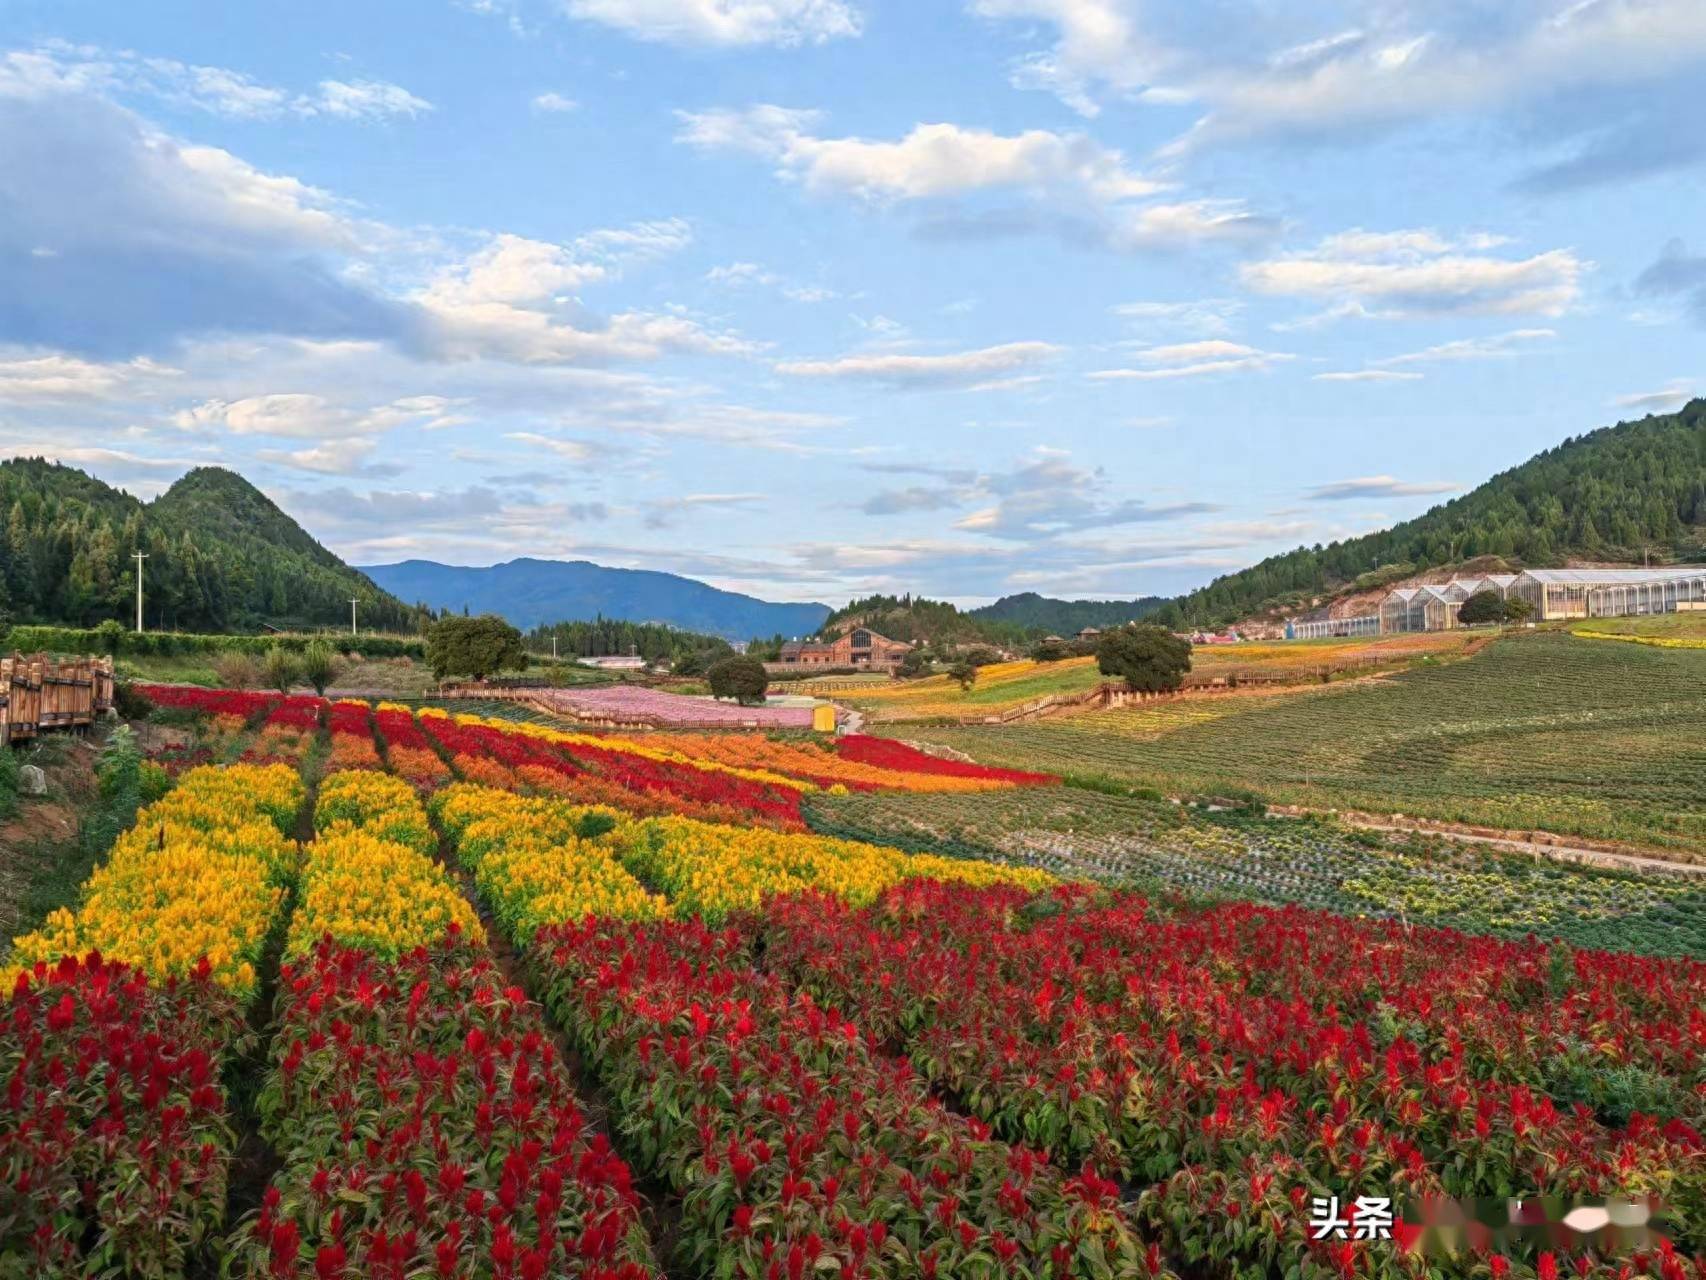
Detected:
left=969, top=591, right=1166, bottom=634
left=1161, top=401, right=1706, bottom=627
left=0, top=460, right=423, bottom=632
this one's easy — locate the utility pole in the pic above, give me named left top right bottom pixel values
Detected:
left=552, top=632, right=558, bottom=661
left=349, top=597, right=359, bottom=636
left=132, top=551, right=148, bottom=634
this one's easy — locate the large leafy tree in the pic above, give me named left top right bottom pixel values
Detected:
left=427, top=615, right=528, bottom=682
left=1097, top=625, right=1192, bottom=694
left=707, top=655, right=769, bottom=705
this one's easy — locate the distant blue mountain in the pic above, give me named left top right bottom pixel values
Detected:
left=359, top=557, right=832, bottom=640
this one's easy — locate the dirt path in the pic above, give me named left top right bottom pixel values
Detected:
left=1269, top=806, right=1706, bottom=878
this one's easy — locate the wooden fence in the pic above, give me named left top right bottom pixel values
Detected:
left=0, top=655, right=116, bottom=743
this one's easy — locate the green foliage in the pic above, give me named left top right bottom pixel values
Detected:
left=706, top=655, right=769, bottom=705
left=426, top=614, right=529, bottom=682
left=1504, top=596, right=1535, bottom=623
left=574, top=811, right=619, bottom=841
left=525, top=616, right=731, bottom=665
left=960, top=646, right=1003, bottom=668
left=670, top=647, right=730, bottom=678
left=1457, top=589, right=1506, bottom=626
left=263, top=646, right=303, bottom=694
left=969, top=591, right=1166, bottom=636
left=110, top=681, right=155, bottom=721
left=299, top=639, right=343, bottom=696
left=1029, top=639, right=1069, bottom=662
left=0, top=458, right=428, bottom=631
left=0, top=742, right=17, bottom=821
left=1169, top=401, right=1706, bottom=625
left=1097, top=625, right=1192, bottom=693
left=895, top=648, right=933, bottom=679
left=91, top=618, right=126, bottom=654
left=4, top=623, right=423, bottom=660
left=948, top=660, right=977, bottom=690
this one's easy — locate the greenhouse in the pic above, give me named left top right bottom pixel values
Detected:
left=1290, top=565, right=1706, bottom=637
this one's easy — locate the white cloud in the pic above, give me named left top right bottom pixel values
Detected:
left=1307, top=475, right=1459, bottom=501
left=644, top=492, right=768, bottom=528
left=1313, top=369, right=1423, bottom=383
left=1613, top=381, right=1695, bottom=413
left=1090, top=339, right=1293, bottom=380
left=1242, top=231, right=1584, bottom=320
left=259, top=437, right=402, bottom=477
left=0, top=351, right=180, bottom=400
left=171, top=393, right=459, bottom=439
left=1110, top=298, right=1241, bottom=335
left=503, top=431, right=596, bottom=462
left=3, top=43, right=430, bottom=122
left=1378, top=328, right=1558, bottom=365
left=775, top=341, right=1059, bottom=388
left=679, top=106, right=1161, bottom=203
left=532, top=91, right=579, bottom=113
left=564, top=0, right=861, bottom=47
left=309, top=79, right=433, bottom=121
left=968, top=0, right=1706, bottom=155
left=967, top=0, right=1168, bottom=117
left=679, top=105, right=1274, bottom=251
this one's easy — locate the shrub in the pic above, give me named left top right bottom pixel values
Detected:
left=1030, top=639, right=1069, bottom=662
left=948, top=660, right=976, bottom=690
left=262, top=646, right=302, bottom=695
left=111, top=681, right=155, bottom=721
left=1458, top=590, right=1505, bottom=626
left=299, top=639, right=343, bottom=696
left=707, top=655, right=769, bottom=705
left=211, top=650, right=262, bottom=690
left=1097, top=624, right=1192, bottom=693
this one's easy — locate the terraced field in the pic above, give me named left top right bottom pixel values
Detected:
left=895, top=632, right=1706, bottom=855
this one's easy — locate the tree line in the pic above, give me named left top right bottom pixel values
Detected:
left=522, top=617, right=732, bottom=664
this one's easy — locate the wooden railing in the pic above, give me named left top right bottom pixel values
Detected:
left=0, top=655, right=115, bottom=743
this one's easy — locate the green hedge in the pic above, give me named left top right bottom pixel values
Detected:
left=2, top=625, right=425, bottom=660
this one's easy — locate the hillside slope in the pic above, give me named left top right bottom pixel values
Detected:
left=1164, top=401, right=1706, bottom=627
left=360, top=557, right=831, bottom=639
left=0, top=459, right=420, bottom=632
left=969, top=591, right=1165, bottom=634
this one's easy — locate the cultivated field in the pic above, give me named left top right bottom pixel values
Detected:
left=896, top=632, right=1706, bottom=856
left=3, top=674, right=1703, bottom=1279
left=841, top=632, right=1478, bottom=723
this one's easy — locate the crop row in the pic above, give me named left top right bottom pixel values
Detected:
left=756, top=882, right=1706, bottom=1276
left=434, top=782, right=1053, bottom=925
left=2, top=762, right=307, bottom=1275
left=804, top=788, right=1706, bottom=957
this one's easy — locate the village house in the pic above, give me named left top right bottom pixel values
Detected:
left=778, top=626, right=916, bottom=669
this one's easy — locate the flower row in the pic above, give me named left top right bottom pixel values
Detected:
left=326, top=698, right=382, bottom=771
left=373, top=700, right=452, bottom=788
left=431, top=785, right=669, bottom=940
left=2, top=954, right=249, bottom=1278
left=756, top=882, right=1706, bottom=1275
left=291, top=769, right=482, bottom=958
left=5, top=762, right=303, bottom=999
left=528, top=916, right=1167, bottom=1280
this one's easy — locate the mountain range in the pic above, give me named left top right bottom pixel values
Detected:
left=359, top=558, right=831, bottom=641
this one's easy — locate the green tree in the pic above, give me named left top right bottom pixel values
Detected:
left=426, top=614, right=528, bottom=682
left=948, top=659, right=977, bottom=690
left=1097, top=625, right=1192, bottom=693
left=1457, top=590, right=1505, bottom=626
left=895, top=648, right=932, bottom=679
left=1502, top=597, right=1535, bottom=624
left=1029, top=639, right=1069, bottom=662
left=299, top=639, right=343, bottom=696
left=263, top=646, right=302, bottom=695
left=707, top=655, right=769, bottom=705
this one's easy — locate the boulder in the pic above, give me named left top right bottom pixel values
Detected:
left=19, top=764, right=47, bottom=795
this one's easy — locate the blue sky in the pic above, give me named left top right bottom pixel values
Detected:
left=2, top=0, right=1703, bottom=606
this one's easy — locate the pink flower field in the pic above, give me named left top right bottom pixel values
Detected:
left=526, top=685, right=817, bottom=727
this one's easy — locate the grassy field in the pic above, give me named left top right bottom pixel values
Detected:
left=804, top=786, right=1706, bottom=956
left=1571, top=612, right=1706, bottom=645
left=892, top=631, right=1706, bottom=856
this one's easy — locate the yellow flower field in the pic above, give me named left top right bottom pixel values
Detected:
left=4, top=763, right=303, bottom=998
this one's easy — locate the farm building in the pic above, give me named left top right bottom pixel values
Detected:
left=1289, top=565, right=1706, bottom=637
left=778, top=626, right=916, bottom=669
